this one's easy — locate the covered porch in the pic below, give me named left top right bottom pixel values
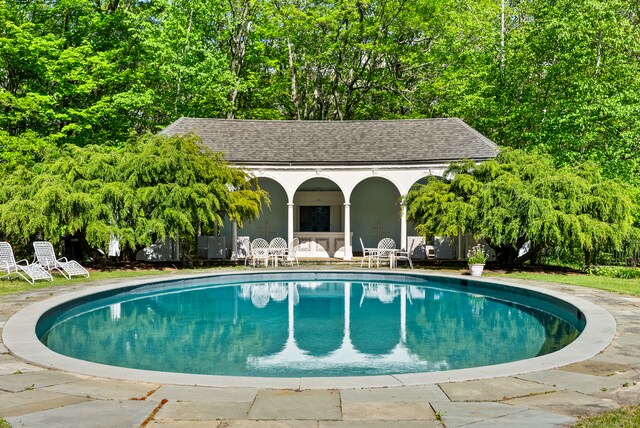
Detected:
left=226, top=165, right=444, bottom=260
left=159, top=117, right=499, bottom=261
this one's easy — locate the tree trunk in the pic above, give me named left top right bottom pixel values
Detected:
left=176, top=8, right=194, bottom=116
left=226, top=0, right=253, bottom=119
left=287, top=39, right=301, bottom=120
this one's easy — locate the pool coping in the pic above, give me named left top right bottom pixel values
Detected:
left=2, top=270, right=617, bottom=389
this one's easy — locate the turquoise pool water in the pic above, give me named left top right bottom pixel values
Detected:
left=38, top=273, right=584, bottom=377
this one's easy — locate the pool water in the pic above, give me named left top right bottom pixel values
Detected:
left=39, top=275, right=583, bottom=377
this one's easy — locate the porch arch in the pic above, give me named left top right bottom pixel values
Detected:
left=291, top=177, right=351, bottom=259
left=237, top=177, right=288, bottom=242
left=351, top=177, right=402, bottom=252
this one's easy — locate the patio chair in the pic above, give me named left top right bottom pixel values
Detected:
left=250, top=284, right=270, bottom=308
left=269, top=237, right=288, bottom=267
left=249, top=238, right=270, bottom=267
left=375, top=238, right=396, bottom=268
left=285, top=238, right=300, bottom=267
left=237, top=237, right=251, bottom=265
left=359, top=237, right=377, bottom=268
left=32, top=241, right=90, bottom=279
left=0, top=242, right=52, bottom=284
left=394, top=248, right=414, bottom=269
left=269, top=283, right=289, bottom=302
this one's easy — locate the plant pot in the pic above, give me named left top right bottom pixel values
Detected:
left=469, top=263, right=485, bottom=277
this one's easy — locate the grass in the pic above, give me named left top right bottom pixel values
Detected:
left=0, top=264, right=255, bottom=297
left=488, top=271, right=640, bottom=297
left=571, top=406, right=640, bottom=427
left=0, top=268, right=205, bottom=297
left=0, top=419, right=9, bottom=428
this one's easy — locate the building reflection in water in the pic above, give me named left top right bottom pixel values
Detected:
left=239, top=282, right=450, bottom=372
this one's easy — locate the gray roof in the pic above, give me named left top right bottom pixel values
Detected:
left=159, top=118, right=499, bottom=166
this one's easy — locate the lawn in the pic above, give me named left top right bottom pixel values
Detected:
left=489, top=271, right=640, bottom=297
left=0, top=267, right=228, bottom=297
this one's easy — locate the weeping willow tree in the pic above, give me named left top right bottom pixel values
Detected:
left=405, top=149, right=638, bottom=267
left=0, top=134, right=268, bottom=260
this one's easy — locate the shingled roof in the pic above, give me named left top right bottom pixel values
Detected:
left=159, top=118, right=499, bottom=166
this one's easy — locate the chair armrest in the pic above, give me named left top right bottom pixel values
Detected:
left=15, top=258, right=30, bottom=265
left=57, top=257, right=69, bottom=262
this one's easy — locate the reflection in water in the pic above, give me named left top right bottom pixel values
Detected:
left=41, top=280, right=581, bottom=377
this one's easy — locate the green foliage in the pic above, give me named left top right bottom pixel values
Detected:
left=0, top=134, right=267, bottom=258
left=1, top=0, right=638, bottom=184
left=406, top=149, right=638, bottom=267
left=587, top=266, right=640, bottom=280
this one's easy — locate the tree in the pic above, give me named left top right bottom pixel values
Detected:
left=0, top=134, right=268, bottom=260
left=405, top=149, right=637, bottom=267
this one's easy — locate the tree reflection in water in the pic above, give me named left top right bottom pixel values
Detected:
left=41, top=279, right=581, bottom=377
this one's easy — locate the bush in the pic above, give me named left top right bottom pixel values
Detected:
left=587, top=266, right=640, bottom=279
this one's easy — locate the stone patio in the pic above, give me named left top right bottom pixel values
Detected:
left=1, top=270, right=639, bottom=427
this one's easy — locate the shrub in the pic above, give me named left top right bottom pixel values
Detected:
left=587, top=266, right=640, bottom=279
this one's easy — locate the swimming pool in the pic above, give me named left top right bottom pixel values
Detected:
left=3, top=270, right=616, bottom=389
left=34, top=272, right=585, bottom=378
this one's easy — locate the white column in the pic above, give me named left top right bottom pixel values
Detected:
left=400, top=200, right=408, bottom=251
left=400, top=286, right=407, bottom=343
left=343, top=202, right=352, bottom=260
left=288, top=282, right=295, bottom=339
left=287, top=202, right=294, bottom=246
left=344, top=282, right=351, bottom=334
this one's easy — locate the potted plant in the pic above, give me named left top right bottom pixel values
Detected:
left=467, top=244, right=487, bottom=276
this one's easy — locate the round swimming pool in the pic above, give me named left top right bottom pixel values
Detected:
left=35, top=272, right=585, bottom=378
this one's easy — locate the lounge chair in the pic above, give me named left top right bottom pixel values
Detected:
left=0, top=242, right=52, bottom=284
left=33, top=241, right=90, bottom=279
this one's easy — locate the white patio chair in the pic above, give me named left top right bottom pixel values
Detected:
left=249, top=238, right=270, bottom=267
left=0, top=242, right=52, bottom=284
left=269, top=283, right=289, bottom=302
left=250, top=284, right=270, bottom=308
left=375, top=238, right=396, bottom=268
left=359, top=237, right=377, bottom=268
left=394, top=248, right=414, bottom=269
left=237, top=237, right=251, bottom=265
left=32, top=241, right=90, bottom=279
left=269, top=237, right=288, bottom=267
left=285, top=238, right=300, bottom=267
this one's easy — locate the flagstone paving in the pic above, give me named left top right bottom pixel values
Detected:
left=1, top=271, right=639, bottom=427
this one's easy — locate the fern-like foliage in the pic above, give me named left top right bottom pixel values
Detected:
left=405, top=148, right=638, bottom=267
left=0, top=134, right=268, bottom=259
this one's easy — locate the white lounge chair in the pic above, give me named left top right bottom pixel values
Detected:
left=0, top=242, right=52, bottom=284
left=33, top=241, right=90, bottom=279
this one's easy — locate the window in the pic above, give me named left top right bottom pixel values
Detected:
left=299, top=206, right=330, bottom=232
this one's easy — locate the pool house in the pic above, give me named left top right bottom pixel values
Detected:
left=159, top=118, right=499, bottom=261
